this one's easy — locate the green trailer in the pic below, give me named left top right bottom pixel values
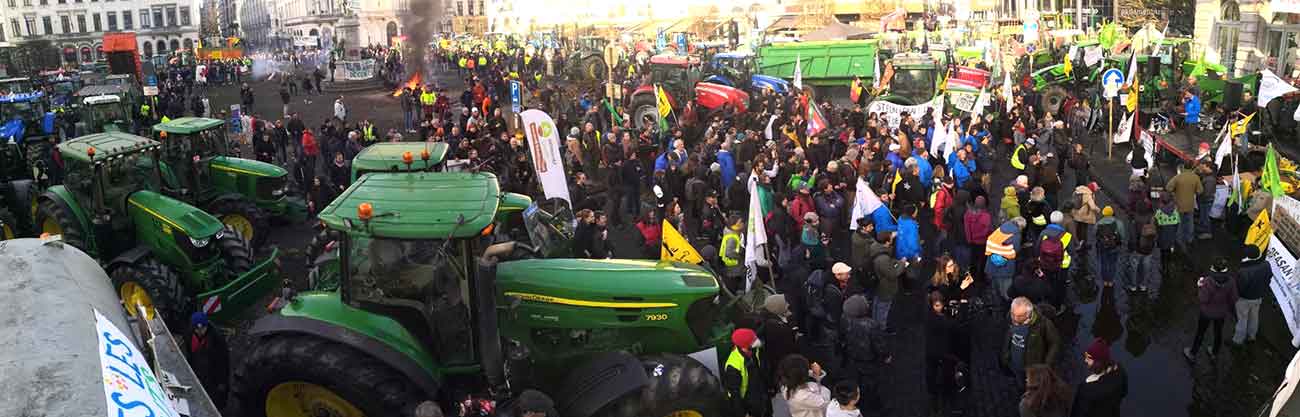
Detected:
left=757, top=40, right=880, bottom=89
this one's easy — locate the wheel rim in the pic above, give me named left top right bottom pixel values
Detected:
left=634, top=105, right=657, bottom=130
left=1, top=223, right=13, bottom=240
left=41, top=216, right=62, bottom=236
left=119, top=282, right=157, bottom=320
left=266, top=382, right=366, bottom=417
left=665, top=411, right=703, bottom=417
left=222, top=214, right=255, bottom=243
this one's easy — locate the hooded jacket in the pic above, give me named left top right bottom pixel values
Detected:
left=1072, top=185, right=1101, bottom=225
left=841, top=295, right=887, bottom=366
left=1199, top=270, right=1240, bottom=319
left=895, top=215, right=922, bottom=260
left=1000, top=186, right=1021, bottom=222
left=870, top=240, right=904, bottom=300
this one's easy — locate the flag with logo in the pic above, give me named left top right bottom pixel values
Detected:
left=744, top=177, right=770, bottom=291
left=1063, top=45, right=1076, bottom=76
left=1258, top=69, right=1298, bottom=107
left=661, top=220, right=703, bottom=264
left=1245, top=209, right=1272, bottom=253
left=1230, top=112, right=1256, bottom=138
left=794, top=54, right=803, bottom=90
left=1113, top=111, right=1134, bottom=144
left=519, top=109, right=572, bottom=203
left=1125, top=53, right=1140, bottom=112
left=655, top=85, right=672, bottom=131
left=850, top=177, right=884, bottom=230
left=807, top=102, right=828, bottom=137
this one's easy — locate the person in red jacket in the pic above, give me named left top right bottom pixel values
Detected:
left=789, top=183, right=817, bottom=228
left=635, top=211, right=662, bottom=257
left=300, top=128, right=320, bottom=182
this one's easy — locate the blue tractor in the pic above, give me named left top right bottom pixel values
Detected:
left=703, top=51, right=790, bottom=95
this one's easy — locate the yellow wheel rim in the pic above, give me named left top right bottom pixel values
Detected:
left=119, top=282, right=156, bottom=320
left=41, top=216, right=62, bottom=236
left=666, top=411, right=703, bottom=417
left=222, top=214, right=255, bottom=243
left=1, top=223, right=13, bottom=240
left=266, top=382, right=366, bottom=417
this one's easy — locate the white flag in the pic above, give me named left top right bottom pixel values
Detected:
left=743, top=179, right=769, bottom=290
left=849, top=177, right=884, bottom=230
left=930, top=118, right=949, bottom=158
left=1113, top=112, right=1134, bottom=144
left=1214, top=123, right=1233, bottom=168
left=794, top=53, right=803, bottom=91
left=972, top=86, right=990, bottom=118
left=1126, top=52, right=1139, bottom=86
left=1259, top=69, right=1298, bottom=108
left=873, top=52, right=882, bottom=90
left=519, top=109, right=572, bottom=204
left=1002, top=69, right=1013, bottom=113
left=764, top=114, right=778, bottom=140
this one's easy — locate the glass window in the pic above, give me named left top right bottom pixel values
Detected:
left=80, top=46, right=91, bottom=62
left=179, top=6, right=190, bottom=26
left=6, top=0, right=13, bottom=7
left=39, top=0, right=46, bottom=5
left=41, top=16, right=51, bottom=35
left=93, top=14, right=101, bottom=32
left=61, top=16, right=70, bottom=33
left=23, top=0, right=30, bottom=6
left=107, top=12, right=117, bottom=31
left=123, top=12, right=132, bottom=29
left=0, top=23, right=5, bottom=42
left=25, top=17, right=35, bottom=36
left=9, top=19, right=17, bottom=38
left=166, top=7, right=176, bottom=27
left=62, top=47, right=76, bottom=64
left=139, top=10, right=149, bottom=28
left=142, top=40, right=151, bottom=56
left=153, top=9, right=162, bottom=28
left=77, top=15, right=85, bottom=33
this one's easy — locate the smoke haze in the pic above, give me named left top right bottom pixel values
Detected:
left=402, top=0, right=442, bottom=79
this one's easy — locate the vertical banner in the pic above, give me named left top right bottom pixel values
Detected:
left=519, top=109, right=571, bottom=204
left=1266, top=234, right=1300, bottom=347
left=96, top=309, right=182, bottom=417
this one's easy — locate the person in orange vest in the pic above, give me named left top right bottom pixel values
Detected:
left=986, top=216, right=1026, bottom=307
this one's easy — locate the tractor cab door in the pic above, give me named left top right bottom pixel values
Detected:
left=160, top=134, right=196, bottom=196
left=522, top=199, right=575, bottom=258
left=346, top=236, right=476, bottom=365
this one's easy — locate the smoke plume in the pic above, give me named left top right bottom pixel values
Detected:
left=402, top=0, right=442, bottom=80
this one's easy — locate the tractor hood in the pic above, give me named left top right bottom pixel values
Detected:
left=751, top=74, right=790, bottom=93
left=695, top=82, right=748, bottom=113
left=127, top=190, right=225, bottom=238
left=495, top=259, right=719, bottom=308
left=210, top=156, right=288, bottom=178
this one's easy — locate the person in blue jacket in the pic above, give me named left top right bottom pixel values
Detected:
left=1183, top=90, right=1201, bottom=128
left=872, top=204, right=898, bottom=234
left=948, top=148, right=977, bottom=188
left=717, top=140, right=737, bottom=191
left=895, top=203, right=922, bottom=262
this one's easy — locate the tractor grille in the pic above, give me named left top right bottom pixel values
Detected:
left=256, top=176, right=286, bottom=200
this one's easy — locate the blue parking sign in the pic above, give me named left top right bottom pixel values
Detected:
left=510, top=80, right=522, bottom=114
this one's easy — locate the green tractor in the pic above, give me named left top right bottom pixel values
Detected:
left=0, top=138, right=40, bottom=240
left=34, top=132, right=281, bottom=327
left=350, top=141, right=451, bottom=182
left=234, top=171, right=729, bottom=417
left=565, top=36, right=610, bottom=85
left=152, top=117, right=307, bottom=247
left=880, top=52, right=942, bottom=106
left=73, top=84, right=134, bottom=135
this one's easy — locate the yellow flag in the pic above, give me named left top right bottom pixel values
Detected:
left=891, top=169, right=903, bottom=194
left=1245, top=209, right=1272, bottom=253
left=1125, top=80, right=1139, bottom=113
left=661, top=220, right=703, bottom=264
left=1231, top=112, right=1256, bottom=138
left=656, top=85, right=672, bottom=118
left=1063, top=51, right=1073, bottom=76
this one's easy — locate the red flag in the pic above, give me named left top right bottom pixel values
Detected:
left=806, top=103, right=828, bottom=137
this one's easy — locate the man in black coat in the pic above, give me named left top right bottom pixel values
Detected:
left=185, top=312, right=229, bottom=409
left=1235, top=247, right=1273, bottom=344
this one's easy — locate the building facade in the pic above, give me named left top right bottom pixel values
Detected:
left=355, top=0, right=407, bottom=48
left=239, top=0, right=272, bottom=50
left=0, top=0, right=200, bottom=66
left=1192, top=0, right=1300, bottom=78
left=275, top=0, right=342, bottom=50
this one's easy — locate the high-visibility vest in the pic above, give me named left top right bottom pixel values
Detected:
left=985, top=227, right=1018, bottom=259
left=140, top=104, right=151, bottom=116
left=1031, top=213, right=1047, bottom=226
left=1010, top=145, right=1026, bottom=170
left=1041, top=231, right=1073, bottom=269
left=478, top=57, right=486, bottom=66
left=724, top=348, right=749, bottom=398
left=420, top=92, right=435, bottom=106
left=720, top=232, right=742, bottom=267
left=362, top=125, right=375, bottom=142
left=1154, top=209, right=1180, bottom=226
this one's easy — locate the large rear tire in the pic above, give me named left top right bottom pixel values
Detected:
left=599, top=354, right=723, bottom=417
left=631, top=94, right=658, bottom=131
left=233, top=334, right=425, bottom=417
left=35, top=197, right=88, bottom=251
left=583, top=56, right=608, bottom=80
left=1041, top=86, right=1069, bottom=115
left=110, top=256, right=190, bottom=329
left=216, top=225, right=254, bottom=277
left=207, top=197, right=270, bottom=248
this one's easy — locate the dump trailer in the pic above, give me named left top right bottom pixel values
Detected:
left=0, top=238, right=221, bottom=417
left=103, top=32, right=143, bottom=82
left=757, top=40, right=880, bottom=89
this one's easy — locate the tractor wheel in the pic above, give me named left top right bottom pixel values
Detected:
left=110, top=256, right=190, bottom=329
left=1041, top=86, right=1069, bottom=115
left=631, top=94, right=658, bottom=131
left=215, top=225, right=255, bottom=278
left=207, top=197, right=270, bottom=248
left=599, top=354, right=722, bottom=417
left=233, top=334, right=425, bottom=417
left=583, top=56, right=608, bottom=80
left=0, top=207, right=17, bottom=240
left=35, top=198, right=88, bottom=251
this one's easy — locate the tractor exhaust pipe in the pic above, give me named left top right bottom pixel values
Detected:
left=476, top=241, right=514, bottom=392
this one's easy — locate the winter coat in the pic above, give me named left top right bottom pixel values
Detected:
left=1072, top=186, right=1100, bottom=225
left=932, top=185, right=954, bottom=231
left=1001, top=187, right=1021, bottom=222
left=841, top=295, right=888, bottom=366
left=1008, top=274, right=1054, bottom=306
left=870, top=241, right=904, bottom=300
left=1199, top=271, right=1239, bottom=319
left=895, top=216, right=922, bottom=260
left=1070, top=366, right=1128, bottom=417
left=1239, top=259, right=1273, bottom=300
left=780, top=383, right=831, bottom=417
left=718, top=150, right=737, bottom=191
left=1000, top=309, right=1062, bottom=372
left=1166, top=170, right=1204, bottom=214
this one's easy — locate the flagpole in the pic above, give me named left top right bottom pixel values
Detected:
left=1108, top=98, right=1113, bottom=159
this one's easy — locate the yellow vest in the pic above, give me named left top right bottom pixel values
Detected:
left=420, top=91, right=435, bottom=106
left=1011, top=145, right=1026, bottom=170
left=985, top=227, right=1018, bottom=259
left=1041, top=231, right=1073, bottom=269
left=720, top=232, right=741, bottom=267
left=724, top=348, right=749, bottom=397
left=362, top=125, right=375, bottom=141
left=140, top=104, right=151, bottom=116
left=478, top=57, right=486, bottom=66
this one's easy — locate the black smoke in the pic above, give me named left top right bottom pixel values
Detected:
left=402, top=0, right=442, bottom=78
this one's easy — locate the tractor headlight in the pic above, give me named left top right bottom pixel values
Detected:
left=190, top=236, right=211, bottom=248
left=271, top=186, right=285, bottom=197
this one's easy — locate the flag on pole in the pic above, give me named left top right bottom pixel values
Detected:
left=930, top=117, right=950, bottom=158
left=661, top=220, right=703, bottom=264
left=603, top=98, right=623, bottom=127
left=743, top=178, right=769, bottom=291
left=1259, top=69, right=1299, bottom=107
left=807, top=102, right=828, bottom=137
left=1230, top=154, right=1245, bottom=212
left=1063, top=45, right=1076, bottom=76
left=1245, top=209, right=1272, bottom=253
left=1125, top=52, right=1140, bottom=112
left=1002, top=69, right=1014, bottom=113
left=873, top=52, right=882, bottom=90
left=850, top=78, right=863, bottom=103
left=891, top=169, right=903, bottom=194
left=1230, top=112, right=1256, bottom=138
left=972, top=86, right=990, bottom=118
left=794, top=54, right=803, bottom=90
left=1113, top=112, right=1134, bottom=144
left=655, top=85, right=672, bottom=132
left=1213, top=122, right=1233, bottom=168
left=850, top=177, right=885, bottom=230
left=1265, top=143, right=1285, bottom=199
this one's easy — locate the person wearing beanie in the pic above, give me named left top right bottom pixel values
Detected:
left=839, top=294, right=889, bottom=416
left=1095, top=206, right=1126, bottom=288
left=1234, top=247, right=1271, bottom=344
left=1185, top=257, right=1239, bottom=362
left=724, top=328, right=771, bottom=417
left=1001, top=186, right=1022, bottom=222
left=1072, top=338, right=1128, bottom=417
left=185, top=311, right=229, bottom=409
left=759, top=295, right=799, bottom=386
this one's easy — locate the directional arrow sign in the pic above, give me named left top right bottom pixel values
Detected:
left=1102, top=68, right=1125, bottom=98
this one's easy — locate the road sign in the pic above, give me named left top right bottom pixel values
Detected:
left=1102, top=68, right=1125, bottom=98
left=510, top=80, right=522, bottom=114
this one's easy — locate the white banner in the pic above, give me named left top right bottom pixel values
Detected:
left=95, top=309, right=182, bottom=417
left=519, top=109, right=571, bottom=204
left=1267, top=234, right=1300, bottom=347
left=1084, top=46, right=1104, bottom=67
left=1259, top=69, right=1299, bottom=108
left=1113, top=112, right=1134, bottom=144
left=866, top=96, right=945, bottom=129
left=335, top=59, right=376, bottom=81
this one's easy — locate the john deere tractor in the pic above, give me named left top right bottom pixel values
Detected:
left=234, top=170, right=728, bottom=417
left=0, top=138, right=39, bottom=240
left=34, top=132, right=281, bottom=327
left=350, top=142, right=451, bottom=182
left=73, top=84, right=134, bottom=135
left=152, top=117, right=307, bottom=247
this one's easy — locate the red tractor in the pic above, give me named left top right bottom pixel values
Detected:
left=629, top=55, right=749, bottom=130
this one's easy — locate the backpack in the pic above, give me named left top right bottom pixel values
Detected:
left=1039, top=235, right=1066, bottom=272
left=964, top=210, right=993, bottom=244
left=804, top=279, right=828, bottom=321
left=1097, top=222, right=1121, bottom=250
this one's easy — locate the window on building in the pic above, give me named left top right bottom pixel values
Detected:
left=23, top=0, right=30, bottom=6
left=142, top=40, right=151, bottom=56
left=6, top=0, right=13, bottom=8
left=166, top=7, right=176, bottom=27
left=107, top=12, right=117, bottom=31
left=11, top=19, right=21, bottom=38
left=456, top=0, right=462, bottom=16
left=179, top=6, right=189, bottom=26
left=0, top=23, right=5, bottom=42
left=41, top=16, right=51, bottom=35
left=139, top=10, right=149, bottom=28
left=153, top=9, right=163, bottom=28
left=60, top=15, right=70, bottom=33
left=93, top=13, right=101, bottom=32
left=96, top=44, right=103, bottom=60
left=1220, top=1, right=1241, bottom=75
left=24, top=17, right=35, bottom=36
left=62, top=47, right=76, bottom=64
left=80, top=46, right=91, bottom=62
left=123, top=12, right=131, bottom=29
left=77, top=15, right=86, bottom=32
left=39, top=0, right=46, bottom=5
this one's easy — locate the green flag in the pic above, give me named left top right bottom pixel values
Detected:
left=603, top=98, right=623, bottom=127
left=1099, top=23, right=1117, bottom=50
left=1265, top=144, right=1285, bottom=198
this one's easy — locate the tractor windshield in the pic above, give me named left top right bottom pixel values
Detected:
left=0, top=99, right=47, bottom=124
left=523, top=200, right=575, bottom=257
left=88, top=102, right=128, bottom=126
left=164, top=128, right=228, bottom=160
left=890, top=68, right=937, bottom=105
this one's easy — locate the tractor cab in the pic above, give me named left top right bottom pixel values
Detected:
left=883, top=53, right=939, bottom=105
left=56, top=134, right=168, bottom=257
left=648, top=55, right=705, bottom=96
left=155, top=118, right=228, bottom=199
left=0, top=80, right=56, bottom=143
left=706, top=52, right=753, bottom=87
left=75, top=85, right=133, bottom=135
left=350, top=142, right=451, bottom=181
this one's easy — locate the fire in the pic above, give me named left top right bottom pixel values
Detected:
left=393, top=74, right=422, bottom=97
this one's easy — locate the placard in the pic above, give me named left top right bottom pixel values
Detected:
left=866, top=96, right=945, bottom=129
left=1267, top=234, right=1300, bottom=347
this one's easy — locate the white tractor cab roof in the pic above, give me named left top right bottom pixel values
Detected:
left=83, top=95, right=121, bottom=106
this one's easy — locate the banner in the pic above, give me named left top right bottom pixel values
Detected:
left=1259, top=69, right=1298, bottom=108
left=947, top=66, right=991, bottom=90
left=866, top=96, right=945, bottom=129
left=96, top=309, right=182, bottom=417
left=519, top=109, right=571, bottom=204
left=1113, top=112, right=1133, bottom=144
left=950, top=90, right=981, bottom=113
left=335, top=59, right=376, bottom=81
left=661, top=220, right=703, bottom=264
left=1083, top=46, right=1104, bottom=67
left=229, top=104, right=242, bottom=134
left=1267, top=234, right=1300, bottom=347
